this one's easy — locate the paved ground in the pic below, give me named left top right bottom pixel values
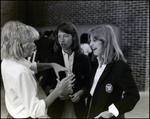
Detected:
left=1, top=86, right=149, bottom=118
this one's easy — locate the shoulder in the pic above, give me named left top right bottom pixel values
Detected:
left=1, top=59, right=29, bottom=78
left=76, top=53, right=90, bottom=62
left=114, top=60, right=130, bottom=66
left=112, top=60, right=131, bottom=70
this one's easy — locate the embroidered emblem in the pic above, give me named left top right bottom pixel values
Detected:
left=105, top=83, right=113, bottom=93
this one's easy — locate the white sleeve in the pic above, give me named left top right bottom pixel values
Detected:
left=30, top=62, right=37, bottom=74
left=14, top=71, right=46, bottom=118
left=108, top=103, right=119, bottom=117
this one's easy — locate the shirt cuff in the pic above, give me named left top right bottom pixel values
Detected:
left=108, top=103, right=119, bottom=117
left=35, top=99, right=46, bottom=117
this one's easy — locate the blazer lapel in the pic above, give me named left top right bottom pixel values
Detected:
left=72, top=53, right=80, bottom=73
left=95, top=62, right=113, bottom=91
left=90, top=60, right=99, bottom=87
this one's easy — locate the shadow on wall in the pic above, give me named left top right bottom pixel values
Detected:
left=36, top=24, right=122, bottom=49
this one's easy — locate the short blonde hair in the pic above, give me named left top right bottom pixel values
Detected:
left=1, top=21, right=39, bottom=60
left=88, top=25, right=126, bottom=64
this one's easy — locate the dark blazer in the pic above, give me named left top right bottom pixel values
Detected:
left=41, top=51, right=91, bottom=118
left=39, top=36, right=55, bottom=63
left=87, top=60, right=140, bottom=118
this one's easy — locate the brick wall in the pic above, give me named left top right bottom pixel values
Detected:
left=1, top=1, right=27, bottom=86
left=1, top=1, right=149, bottom=91
left=1, top=1, right=26, bottom=27
left=23, top=1, right=150, bottom=91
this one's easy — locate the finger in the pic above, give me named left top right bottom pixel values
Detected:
left=55, top=73, right=60, bottom=82
left=75, top=96, right=79, bottom=100
left=70, top=94, right=75, bottom=98
left=72, top=96, right=77, bottom=101
left=56, top=77, right=60, bottom=82
left=71, top=78, right=76, bottom=83
left=67, top=74, right=75, bottom=78
left=71, top=95, right=77, bottom=100
left=65, top=69, right=72, bottom=74
left=64, top=70, right=71, bottom=76
left=68, top=84, right=72, bottom=89
left=68, top=84, right=74, bottom=88
left=69, top=95, right=73, bottom=98
left=62, top=75, right=75, bottom=86
left=70, top=97, right=74, bottom=102
left=72, top=97, right=79, bottom=103
left=61, top=75, right=73, bottom=82
left=65, top=74, right=75, bottom=81
left=71, top=96, right=76, bottom=102
left=59, top=95, right=65, bottom=100
left=95, top=114, right=101, bottom=118
left=95, top=113, right=102, bottom=118
left=39, top=76, right=43, bottom=82
left=67, top=78, right=75, bottom=86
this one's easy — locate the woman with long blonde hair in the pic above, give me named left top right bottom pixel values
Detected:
left=87, top=25, right=140, bottom=118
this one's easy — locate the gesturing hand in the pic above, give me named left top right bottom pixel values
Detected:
left=56, top=74, right=75, bottom=96
left=52, top=63, right=73, bottom=81
left=58, top=95, right=70, bottom=100
left=70, top=90, right=83, bottom=103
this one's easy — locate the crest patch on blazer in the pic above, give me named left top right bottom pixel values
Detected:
left=105, top=83, right=113, bottom=93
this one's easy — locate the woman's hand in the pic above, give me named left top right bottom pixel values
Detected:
left=55, top=74, right=75, bottom=96
left=70, top=90, right=83, bottom=103
left=94, top=111, right=114, bottom=119
left=51, top=63, right=73, bottom=81
left=49, top=89, right=71, bottom=100
left=58, top=95, right=70, bottom=100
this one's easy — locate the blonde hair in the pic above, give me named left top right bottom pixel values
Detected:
left=88, top=25, right=126, bottom=64
left=1, top=21, right=39, bottom=60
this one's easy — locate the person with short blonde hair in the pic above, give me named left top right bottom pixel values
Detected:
left=87, top=24, right=140, bottom=118
left=1, top=20, right=75, bottom=118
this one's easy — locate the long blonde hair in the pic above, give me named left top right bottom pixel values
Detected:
left=88, top=25, right=126, bottom=64
left=1, top=21, right=39, bottom=60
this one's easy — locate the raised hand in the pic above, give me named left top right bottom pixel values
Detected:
left=55, top=74, right=75, bottom=96
left=51, top=63, right=73, bottom=81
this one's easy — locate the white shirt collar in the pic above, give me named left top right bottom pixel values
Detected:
left=97, top=57, right=106, bottom=68
left=62, top=49, right=75, bottom=58
left=13, top=58, right=32, bottom=68
left=62, top=50, right=75, bottom=70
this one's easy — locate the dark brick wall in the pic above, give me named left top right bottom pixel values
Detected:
left=1, top=1, right=26, bottom=27
left=1, top=1, right=149, bottom=91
